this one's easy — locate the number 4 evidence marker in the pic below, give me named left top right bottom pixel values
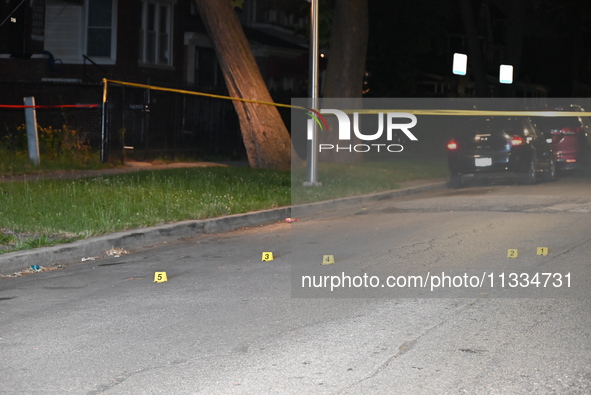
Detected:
left=322, top=255, right=335, bottom=265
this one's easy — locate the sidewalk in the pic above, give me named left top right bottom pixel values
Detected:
left=0, top=162, right=446, bottom=275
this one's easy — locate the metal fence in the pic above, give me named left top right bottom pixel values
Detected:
left=0, top=80, right=246, bottom=162
left=104, top=83, right=244, bottom=162
left=0, top=80, right=103, bottom=148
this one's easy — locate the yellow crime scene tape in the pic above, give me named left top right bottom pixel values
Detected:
left=102, top=79, right=590, bottom=118
left=102, top=78, right=307, bottom=112
left=346, top=109, right=591, bottom=117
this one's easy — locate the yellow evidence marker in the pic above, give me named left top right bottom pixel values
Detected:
left=262, top=252, right=274, bottom=261
left=537, top=247, right=549, bottom=256
left=322, top=255, right=335, bottom=265
left=507, top=249, right=518, bottom=258
left=154, top=272, right=168, bottom=283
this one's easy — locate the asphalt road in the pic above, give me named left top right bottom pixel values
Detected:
left=1, top=175, right=590, bottom=394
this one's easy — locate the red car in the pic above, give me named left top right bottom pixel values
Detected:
left=531, top=105, right=591, bottom=174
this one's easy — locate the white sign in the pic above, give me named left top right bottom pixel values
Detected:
left=499, top=65, right=513, bottom=84
left=453, top=53, right=468, bottom=76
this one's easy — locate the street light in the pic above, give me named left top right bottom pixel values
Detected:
left=304, top=0, right=321, bottom=186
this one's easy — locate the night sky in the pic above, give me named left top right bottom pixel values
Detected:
left=365, top=0, right=591, bottom=98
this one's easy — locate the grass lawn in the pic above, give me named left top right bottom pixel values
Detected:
left=292, top=156, right=448, bottom=204
left=0, top=150, right=108, bottom=175
left=0, top=156, right=448, bottom=253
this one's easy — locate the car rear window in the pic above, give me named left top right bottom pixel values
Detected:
left=460, top=117, right=522, bottom=135
left=533, top=116, right=581, bottom=130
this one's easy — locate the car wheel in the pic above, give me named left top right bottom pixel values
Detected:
left=522, top=160, right=537, bottom=185
left=450, top=174, right=462, bottom=189
left=544, top=158, right=556, bottom=182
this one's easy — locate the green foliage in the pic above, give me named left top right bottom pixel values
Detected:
left=0, top=233, right=15, bottom=245
left=0, top=124, right=102, bottom=174
left=2, top=124, right=92, bottom=161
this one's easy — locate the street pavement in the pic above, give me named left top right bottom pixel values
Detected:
left=1, top=175, right=590, bottom=394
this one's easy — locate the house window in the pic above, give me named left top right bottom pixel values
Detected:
left=195, top=48, right=222, bottom=86
left=86, top=0, right=115, bottom=59
left=140, top=0, right=174, bottom=66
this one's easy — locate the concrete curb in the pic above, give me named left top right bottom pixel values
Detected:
left=292, top=180, right=446, bottom=216
left=0, top=181, right=446, bottom=275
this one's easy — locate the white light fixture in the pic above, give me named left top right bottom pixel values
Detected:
left=452, top=53, right=467, bottom=75
left=499, top=64, right=513, bottom=84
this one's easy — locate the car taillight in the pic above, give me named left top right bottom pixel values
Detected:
left=510, top=135, right=524, bottom=146
left=447, top=139, right=458, bottom=150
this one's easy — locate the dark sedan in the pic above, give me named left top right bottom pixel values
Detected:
left=446, top=117, right=556, bottom=188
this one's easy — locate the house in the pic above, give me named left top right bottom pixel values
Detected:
left=0, top=0, right=308, bottom=161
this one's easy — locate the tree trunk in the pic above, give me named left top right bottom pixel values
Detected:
left=459, top=0, right=490, bottom=97
left=503, top=0, right=527, bottom=97
left=323, top=0, right=368, bottom=98
left=321, top=0, right=368, bottom=163
left=193, top=0, right=292, bottom=170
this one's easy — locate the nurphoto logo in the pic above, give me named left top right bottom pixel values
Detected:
left=307, top=109, right=418, bottom=153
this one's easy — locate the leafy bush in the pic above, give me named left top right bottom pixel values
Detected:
left=2, top=124, right=92, bottom=161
